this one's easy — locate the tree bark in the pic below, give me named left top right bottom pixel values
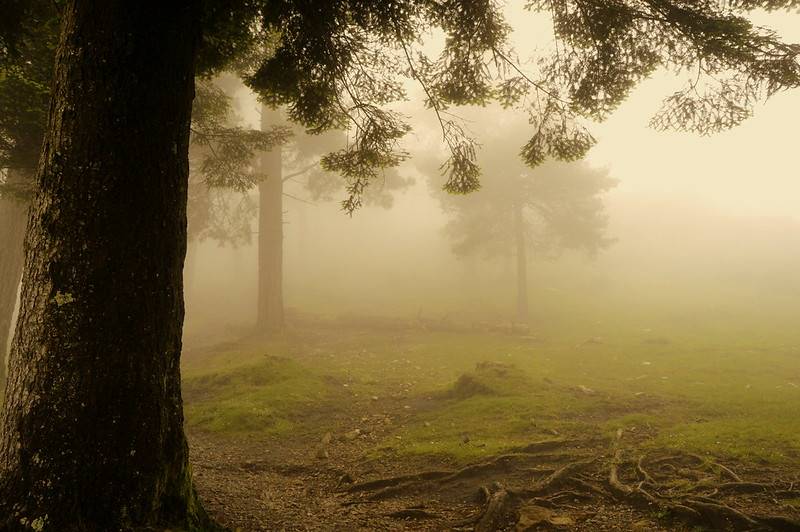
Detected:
left=256, top=105, right=284, bottom=334
left=0, top=171, right=29, bottom=393
left=514, top=202, right=529, bottom=322
left=0, top=3, right=214, bottom=530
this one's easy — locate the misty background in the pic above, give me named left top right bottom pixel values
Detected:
left=184, top=9, right=800, bottom=344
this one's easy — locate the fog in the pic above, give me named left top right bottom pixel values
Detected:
left=185, top=12, right=800, bottom=341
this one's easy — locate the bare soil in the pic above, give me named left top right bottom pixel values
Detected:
left=189, top=396, right=800, bottom=532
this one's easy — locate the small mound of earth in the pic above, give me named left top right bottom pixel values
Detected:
left=446, top=361, right=531, bottom=400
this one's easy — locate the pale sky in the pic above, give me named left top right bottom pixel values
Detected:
left=539, top=8, right=800, bottom=221
left=588, top=60, right=800, bottom=220
left=236, top=7, right=800, bottom=222
left=399, top=6, right=800, bottom=222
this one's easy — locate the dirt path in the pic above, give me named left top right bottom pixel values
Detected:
left=189, top=432, right=653, bottom=531
left=188, top=391, right=472, bottom=531
left=190, top=425, right=800, bottom=531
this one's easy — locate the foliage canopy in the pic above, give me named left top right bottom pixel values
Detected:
left=2, top=0, right=800, bottom=211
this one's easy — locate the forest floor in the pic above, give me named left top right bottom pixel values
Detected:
left=182, top=317, right=800, bottom=531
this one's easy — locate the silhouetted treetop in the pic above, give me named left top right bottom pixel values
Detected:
left=527, top=1, right=800, bottom=132
left=191, top=80, right=292, bottom=193
left=3, top=1, right=800, bottom=210
left=232, top=0, right=800, bottom=210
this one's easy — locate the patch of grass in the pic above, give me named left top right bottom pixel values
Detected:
left=181, top=314, right=800, bottom=465
left=657, top=416, right=800, bottom=464
left=369, top=361, right=597, bottom=463
left=375, top=393, right=593, bottom=463
left=184, top=355, right=335, bottom=435
left=785, top=499, right=800, bottom=509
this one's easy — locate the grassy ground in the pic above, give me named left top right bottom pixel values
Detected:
left=182, top=315, right=800, bottom=467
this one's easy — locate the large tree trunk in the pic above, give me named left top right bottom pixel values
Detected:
left=0, top=172, right=29, bottom=393
left=0, top=3, right=214, bottom=530
left=513, top=202, right=529, bottom=322
left=256, top=105, right=284, bottom=334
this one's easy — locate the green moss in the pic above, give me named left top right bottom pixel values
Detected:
left=372, top=393, right=591, bottom=463
left=657, top=417, right=800, bottom=464
left=369, top=362, right=595, bottom=463
left=182, top=318, right=800, bottom=466
left=183, top=355, right=333, bottom=436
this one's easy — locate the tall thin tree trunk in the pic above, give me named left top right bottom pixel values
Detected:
left=256, top=105, right=284, bottom=333
left=0, top=3, right=214, bottom=529
left=0, top=171, right=29, bottom=393
left=514, top=202, right=529, bottom=322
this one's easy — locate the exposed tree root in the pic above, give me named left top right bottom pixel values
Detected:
left=347, top=470, right=451, bottom=494
left=474, top=488, right=516, bottom=532
left=343, top=434, right=800, bottom=531
left=607, top=430, right=800, bottom=531
left=518, top=458, right=597, bottom=497
left=386, top=507, right=439, bottom=520
left=346, top=438, right=588, bottom=501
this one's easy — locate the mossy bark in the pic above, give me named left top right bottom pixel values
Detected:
left=0, top=2, right=215, bottom=530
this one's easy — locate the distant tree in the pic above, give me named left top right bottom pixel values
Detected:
left=439, top=155, right=616, bottom=321
left=185, top=79, right=291, bottom=295
left=257, top=108, right=414, bottom=334
left=2, top=2, right=799, bottom=529
left=257, top=106, right=286, bottom=332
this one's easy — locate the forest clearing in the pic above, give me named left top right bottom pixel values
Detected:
left=183, top=311, right=800, bottom=530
